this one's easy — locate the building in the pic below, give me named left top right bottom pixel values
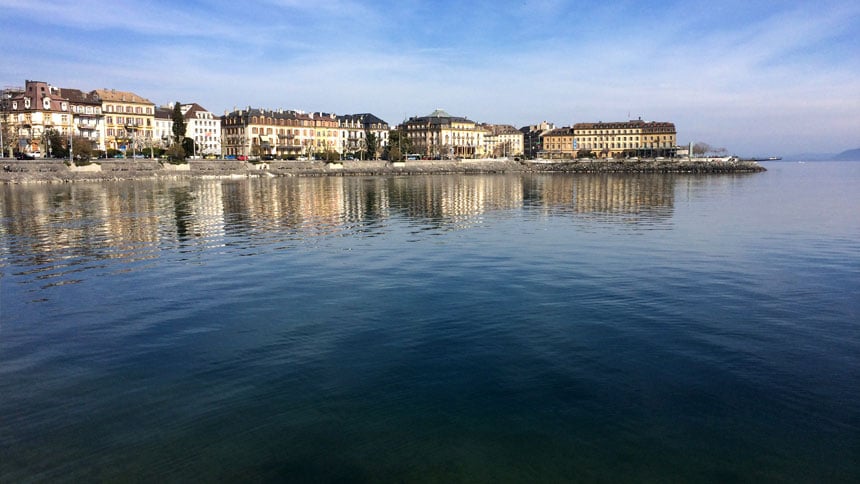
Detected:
left=4, top=80, right=73, bottom=156
left=153, top=106, right=173, bottom=148
left=401, top=109, right=485, bottom=159
left=58, top=88, right=104, bottom=152
left=222, top=108, right=343, bottom=158
left=337, top=113, right=389, bottom=159
left=573, top=119, right=677, bottom=158
left=541, top=127, right=576, bottom=159
left=481, top=124, right=524, bottom=158
left=93, top=88, right=155, bottom=155
left=181, top=103, right=222, bottom=157
left=520, top=121, right=555, bottom=159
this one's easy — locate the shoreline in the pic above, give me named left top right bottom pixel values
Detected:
left=1, top=157, right=766, bottom=183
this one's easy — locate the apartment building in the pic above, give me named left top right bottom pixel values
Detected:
left=481, top=124, right=524, bottom=157
left=520, top=121, right=555, bottom=159
left=94, top=89, right=155, bottom=154
left=153, top=106, right=173, bottom=147
left=401, top=109, right=485, bottom=159
left=182, top=103, right=222, bottom=156
left=222, top=108, right=343, bottom=158
left=58, top=88, right=104, bottom=152
left=573, top=119, right=677, bottom=158
left=337, top=113, right=390, bottom=158
left=541, top=127, right=576, bottom=158
left=4, top=80, right=74, bottom=156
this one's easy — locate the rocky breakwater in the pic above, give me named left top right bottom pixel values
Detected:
left=1, top=157, right=764, bottom=183
left=521, top=157, right=766, bottom=174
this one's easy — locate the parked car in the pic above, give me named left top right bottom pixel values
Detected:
left=15, top=152, right=35, bottom=160
left=237, top=155, right=248, bottom=161
left=205, top=154, right=217, bottom=160
left=262, top=154, right=275, bottom=161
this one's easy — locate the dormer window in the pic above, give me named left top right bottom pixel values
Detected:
left=11, top=101, right=17, bottom=110
left=43, top=97, right=51, bottom=109
left=62, top=102, right=68, bottom=111
left=24, top=97, right=31, bottom=109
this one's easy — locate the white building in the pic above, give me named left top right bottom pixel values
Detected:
left=181, top=103, right=222, bottom=156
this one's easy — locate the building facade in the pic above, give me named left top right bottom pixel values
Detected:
left=182, top=103, right=222, bottom=156
left=401, top=109, right=485, bottom=159
left=94, top=89, right=155, bottom=155
left=337, top=113, right=389, bottom=159
left=481, top=124, right=524, bottom=157
left=541, top=127, right=576, bottom=158
left=4, top=80, right=74, bottom=156
left=153, top=106, right=173, bottom=148
left=573, top=119, right=677, bottom=158
left=520, top=121, right=555, bottom=159
left=222, top=108, right=344, bottom=158
left=58, top=88, right=104, bottom=152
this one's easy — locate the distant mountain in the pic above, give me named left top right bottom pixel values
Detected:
left=834, top=148, right=860, bottom=161
left=781, top=152, right=837, bottom=161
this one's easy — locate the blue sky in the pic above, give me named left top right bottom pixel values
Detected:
left=2, top=0, right=858, bottom=155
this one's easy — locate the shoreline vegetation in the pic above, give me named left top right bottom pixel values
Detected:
left=1, top=157, right=765, bottom=183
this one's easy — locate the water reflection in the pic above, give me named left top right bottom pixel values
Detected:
left=1, top=174, right=689, bottom=283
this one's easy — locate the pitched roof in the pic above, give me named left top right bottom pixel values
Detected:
left=93, top=88, right=153, bottom=105
left=58, top=88, right=100, bottom=105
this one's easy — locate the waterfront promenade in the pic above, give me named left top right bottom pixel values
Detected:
left=0, top=157, right=765, bottom=183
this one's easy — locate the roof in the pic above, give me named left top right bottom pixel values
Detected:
left=543, top=127, right=575, bottom=137
left=93, top=88, right=153, bottom=105
left=154, top=107, right=173, bottom=120
left=58, top=88, right=100, bottom=105
left=405, top=108, right=474, bottom=126
left=337, top=113, right=389, bottom=126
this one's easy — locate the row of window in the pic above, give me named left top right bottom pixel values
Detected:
left=104, top=105, right=153, bottom=115
left=546, top=141, right=675, bottom=150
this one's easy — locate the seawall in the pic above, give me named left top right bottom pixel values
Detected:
left=0, top=158, right=765, bottom=183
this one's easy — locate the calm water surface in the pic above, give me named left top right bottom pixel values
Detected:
left=1, top=162, right=858, bottom=482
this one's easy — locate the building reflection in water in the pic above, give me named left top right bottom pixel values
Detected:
left=1, top=173, right=680, bottom=280
left=523, top=174, right=676, bottom=225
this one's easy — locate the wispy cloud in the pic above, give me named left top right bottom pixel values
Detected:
left=2, top=0, right=858, bottom=153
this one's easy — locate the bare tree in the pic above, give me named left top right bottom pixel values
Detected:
left=692, top=142, right=712, bottom=156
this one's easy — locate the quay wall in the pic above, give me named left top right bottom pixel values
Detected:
left=1, top=158, right=765, bottom=183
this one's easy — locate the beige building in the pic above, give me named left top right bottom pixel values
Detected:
left=481, top=124, right=524, bottom=157
left=401, top=109, right=485, bottom=159
left=541, top=127, right=576, bottom=159
left=222, top=108, right=343, bottom=159
left=4, top=80, right=74, bottom=156
left=59, top=88, right=104, bottom=152
left=573, top=119, right=677, bottom=158
left=94, top=89, right=155, bottom=155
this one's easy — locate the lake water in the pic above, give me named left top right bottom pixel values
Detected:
left=1, top=162, right=858, bottom=482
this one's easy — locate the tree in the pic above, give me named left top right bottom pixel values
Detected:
left=385, top=128, right=412, bottom=161
left=72, top=135, right=93, bottom=163
left=387, top=145, right=403, bottom=162
left=166, top=143, right=185, bottom=163
left=44, top=129, right=68, bottom=158
left=692, top=142, right=712, bottom=156
left=0, top=90, right=15, bottom=157
left=171, top=102, right=186, bottom=145
left=182, top=137, right=195, bottom=158
left=364, top=130, right=378, bottom=160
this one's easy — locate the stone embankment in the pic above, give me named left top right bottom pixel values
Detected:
left=1, top=157, right=765, bottom=183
